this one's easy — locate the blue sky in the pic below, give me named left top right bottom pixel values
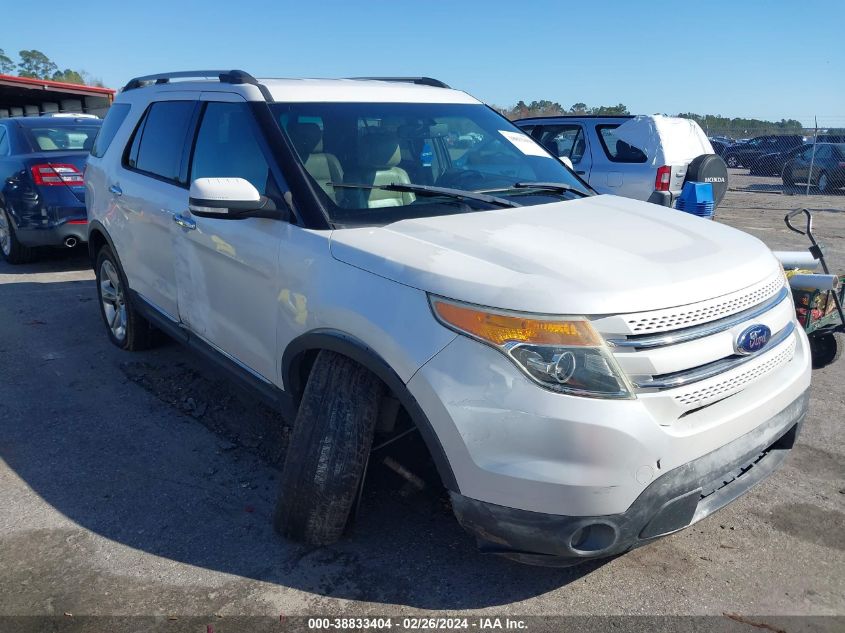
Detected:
left=4, top=0, right=843, bottom=126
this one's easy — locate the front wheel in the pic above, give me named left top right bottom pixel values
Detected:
left=95, top=245, right=152, bottom=351
left=0, top=207, right=34, bottom=265
left=809, top=333, right=842, bottom=369
left=782, top=165, right=795, bottom=188
left=274, top=350, right=384, bottom=545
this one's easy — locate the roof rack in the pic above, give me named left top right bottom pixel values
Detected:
left=351, top=76, right=451, bottom=89
left=122, top=69, right=261, bottom=92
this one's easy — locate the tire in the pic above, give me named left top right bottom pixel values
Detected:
left=274, top=350, right=384, bottom=545
left=782, top=164, right=795, bottom=188
left=725, top=154, right=739, bottom=168
left=685, top=154, right=729, bottom=207
left=817, top=171, right=830, bottom=194
left=95, top=244, right=152, bottom=351
left=0, top=206, right=34, bottom=265
left=809, top=333, right=842, bottom=369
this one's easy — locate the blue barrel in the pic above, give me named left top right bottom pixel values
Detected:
left=675, top=182, right=715, bottom=219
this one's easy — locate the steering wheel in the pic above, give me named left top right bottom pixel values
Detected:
left=436, top=168, right=486, bottom=189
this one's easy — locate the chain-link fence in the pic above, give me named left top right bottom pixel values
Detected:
left=699, top=115, right=845, bottom=201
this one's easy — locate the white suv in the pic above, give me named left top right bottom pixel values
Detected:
left=85, top=70, right=811, bottom=566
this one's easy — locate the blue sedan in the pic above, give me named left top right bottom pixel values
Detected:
left=0, top=116, right=101, bottom=264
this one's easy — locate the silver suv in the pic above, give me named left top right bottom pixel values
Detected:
left=515, top=114, right=729, bottom=209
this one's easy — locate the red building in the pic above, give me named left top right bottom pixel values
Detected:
left=0, top=74, right=115, bottom=118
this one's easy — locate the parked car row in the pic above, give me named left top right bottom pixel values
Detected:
left=79, top=70, right=810, bottom=567
left=721, top=134, right=804, bottom=169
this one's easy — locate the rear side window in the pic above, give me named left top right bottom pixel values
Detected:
left=0, top=127, right=8, bottom=155
left=596, top=124, right=647, bottom=163
left=91, top=104, right=130, bottom=158
left=125, top=101, right=196, bottom=184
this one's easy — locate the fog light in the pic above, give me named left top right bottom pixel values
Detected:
left=569, top=522, right=617, bottom=554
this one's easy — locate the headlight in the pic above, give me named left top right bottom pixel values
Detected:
left=429, top=296, right=633, bottom=399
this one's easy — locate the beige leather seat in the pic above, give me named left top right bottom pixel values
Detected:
left=286, top=122, right=343, bottom=202
left=35, top=135, right=59, bottom=151
left=348, top=133, right=415, bottom=208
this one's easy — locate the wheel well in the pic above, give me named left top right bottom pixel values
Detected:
left=88, top=228, right=107, bottom=266
left=283, top=336, right=459, bottom=492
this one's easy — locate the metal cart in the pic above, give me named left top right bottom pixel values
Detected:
left=784, top=208, right=845, bottom=368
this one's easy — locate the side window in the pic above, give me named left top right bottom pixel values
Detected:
left=125, top=101, right=197, bottom=184
left=537, top=125, right=585, bottom=163
left=91, top=104, right=130, bottom=158
left=596, top=125, right=647, bottom=163
left=190, top=102, right=271, bottom=194
left=0, top=127, right=8, bottom=155
left=815, top=146, right=831, bottom=160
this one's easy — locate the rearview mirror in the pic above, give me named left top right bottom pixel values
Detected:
left=188, top=177, right=285, bottom=220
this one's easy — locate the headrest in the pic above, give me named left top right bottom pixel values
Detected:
left=358, top=133, right=402, bottom=168
left=287, top=121, right=323, bottom=157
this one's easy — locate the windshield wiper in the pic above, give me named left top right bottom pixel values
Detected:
left=329, top=182, right=521, bottom=208
left=511, top=182, right=591, bottom=198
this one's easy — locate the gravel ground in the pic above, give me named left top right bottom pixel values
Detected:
left=0, top=171, right=843, bottom=629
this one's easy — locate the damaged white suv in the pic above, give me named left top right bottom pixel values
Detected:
left=85, top=70, right=810, bottom=566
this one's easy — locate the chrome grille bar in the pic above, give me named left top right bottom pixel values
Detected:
left=606, top=286, right=789, bottom=350
left=633, top=321, right=795, bottom=390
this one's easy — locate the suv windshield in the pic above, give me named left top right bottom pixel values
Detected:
left=270, top=102, right=588, bottom=226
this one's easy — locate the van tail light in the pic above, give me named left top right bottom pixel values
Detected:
left=838, top=161, right=845, bottom=168
left=30, top=163, right=83, bottom=186
left=655, top=165, right=672, bottom=192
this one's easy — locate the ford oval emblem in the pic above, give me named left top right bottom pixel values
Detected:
left=735, top=324, right=772, bottom=355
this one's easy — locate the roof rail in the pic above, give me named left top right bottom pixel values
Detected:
left=351, top=76, right=451, bottom=89
left=122, top=69, right=261, bottom=92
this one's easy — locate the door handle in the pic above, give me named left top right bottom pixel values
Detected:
left=173, top=214, right=196, bottom=231
left=109, top=184, right=123, bottom=196
left=576, top=170, right=586, bottom=175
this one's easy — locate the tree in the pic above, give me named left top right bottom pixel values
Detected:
left=569, top=102, right=588, bottom=114
left=0, top=48, right=14, bottom=75
left=17, top=49, right=58, bottom=79
left=591, top=103, right=630, bottom=115
left=52, top=69, right=85, bottom=84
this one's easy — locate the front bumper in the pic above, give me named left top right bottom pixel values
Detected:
left=451, top=390, right=808, bottom=565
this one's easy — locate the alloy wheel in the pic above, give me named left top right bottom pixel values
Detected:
left=100, top=259, right=127, bottom=342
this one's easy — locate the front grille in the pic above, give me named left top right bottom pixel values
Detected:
left=624, top=274, right=783, bottom=334
left=672, top=338, right=796, bottom=408
left=601, top=273, right=797, bottom=408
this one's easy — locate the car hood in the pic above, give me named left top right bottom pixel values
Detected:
left=329, top=195, right=781, bottom=315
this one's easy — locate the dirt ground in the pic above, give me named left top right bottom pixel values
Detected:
left=0, top=170, right=843, bottom=630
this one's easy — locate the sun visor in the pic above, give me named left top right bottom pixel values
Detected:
left=613, top=115, right=715, bottom=166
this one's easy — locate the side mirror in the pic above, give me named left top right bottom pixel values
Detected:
left=188, top=177, right=286, bottom=220
left=559, top=156, right=574, bottom=170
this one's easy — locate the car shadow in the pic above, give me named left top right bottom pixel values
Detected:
left=0, top=278, right=600, bottom=609
left=0, top=246, right=91, bottom=275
